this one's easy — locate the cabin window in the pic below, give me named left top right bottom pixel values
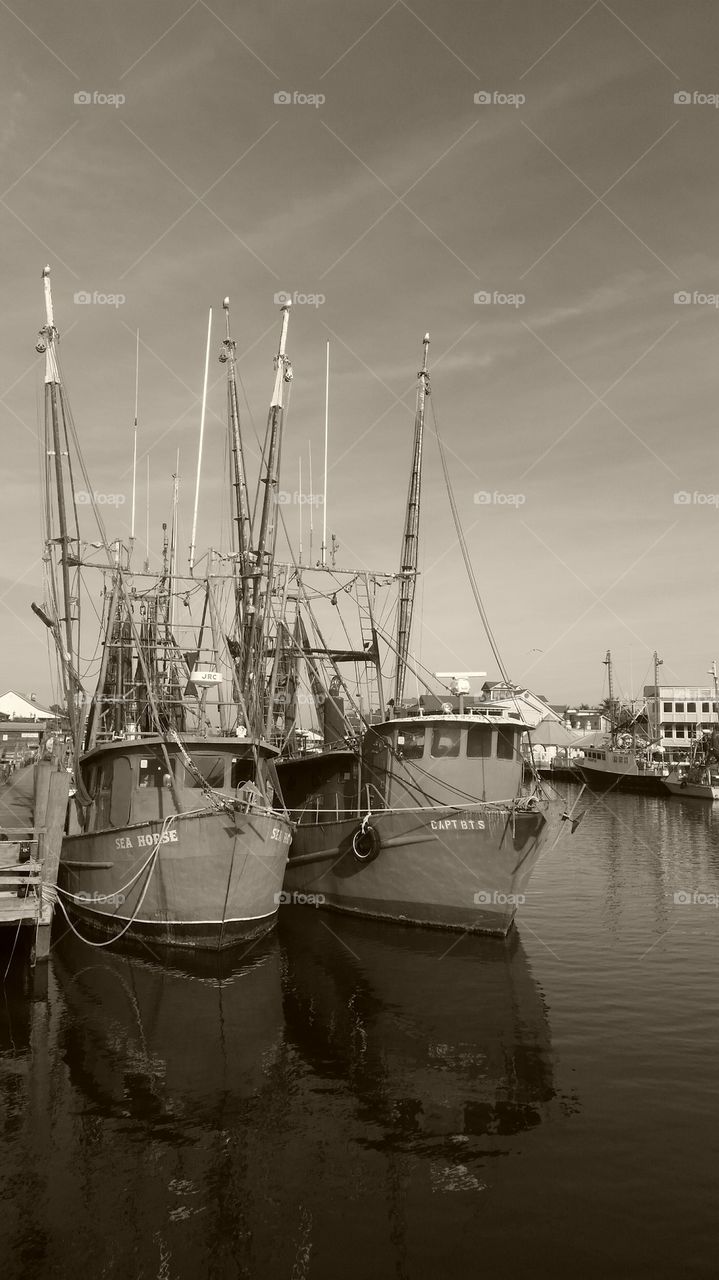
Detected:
left=496, top=727, right=516, bottom=760
left=396, top=727, right=425, bottom=759
left=231, top=757, right=255, bottom=789
left=466, top=726, right=492, bottom=757
left=430, top=726, right=461, bottom=758
left=138, top=757, right=166, bottom=788
left=182, top=754, right=226, bottom=789
left=109, top=757, right=132, bottom=828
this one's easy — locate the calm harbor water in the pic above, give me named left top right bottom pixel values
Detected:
left=2, top=784, right=718, bottom=1279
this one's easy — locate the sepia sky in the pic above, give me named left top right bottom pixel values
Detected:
left=1, top=0, right=719, bottom=706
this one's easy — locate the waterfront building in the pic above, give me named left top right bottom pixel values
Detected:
left=643, top=685, right=719, bottom=752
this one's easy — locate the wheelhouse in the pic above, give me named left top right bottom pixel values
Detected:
left=277, top=713, right=528, bottom=822
left=77, top=738, right=279, bottom=833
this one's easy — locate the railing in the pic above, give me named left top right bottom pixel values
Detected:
left=0, top=828, right=43, bottom=916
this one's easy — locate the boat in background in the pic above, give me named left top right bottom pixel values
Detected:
left=33, top=270, right=292, bottom=948
left=576, top=651, right=669, bottom=795
left=664, top=726, right=719, bottom=800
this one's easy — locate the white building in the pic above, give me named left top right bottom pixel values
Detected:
left=644, top=685, right=719, bottom=751
left=0, top=691, right=56, bottom=721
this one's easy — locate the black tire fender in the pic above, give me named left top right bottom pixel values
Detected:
left=352, top=821, right=381, bottom=863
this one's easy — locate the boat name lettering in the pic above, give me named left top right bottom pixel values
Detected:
left=114, top=830, right=179, bottom=850
left=431, top=816, right=486, bottom=831
left=271, top=826, right=292, bottom=844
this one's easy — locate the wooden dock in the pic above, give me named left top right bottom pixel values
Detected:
left=0, top=760, right=70, bottom=965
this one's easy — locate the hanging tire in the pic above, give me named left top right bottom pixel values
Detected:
left=352, top=823, right=381, bottom=862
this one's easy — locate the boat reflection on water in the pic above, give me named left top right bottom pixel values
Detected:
left=279, top=909, right=563, bottom=1176
left=52, top=930, right=285, bottom=1126
left=28, top=915, right=573, bottom=1277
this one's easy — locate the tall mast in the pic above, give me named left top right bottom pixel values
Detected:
left=169, top=452, right=180, bottom=637
left=394, top=332, right=430, bottom=706
left=604, top=649, right=615, bottom=738
left=220, top=297, right=252, bottom=577
left=242, top=299, right=292, bottom=728
left=38, top=266, right=78, bottom=739
left=653, top=650, right=663, bottom=742
left=130, top=328, right=139, bottom=556
left=709, top=660, right=718, bottom=724
left=189, top=308, right=212, bottom=574
left=144, top=455, right=150, bottom=573
left=321, top=339, right=329, bottom=567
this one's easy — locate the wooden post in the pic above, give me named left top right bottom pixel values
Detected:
left=35, top=767, right=70, bottom=962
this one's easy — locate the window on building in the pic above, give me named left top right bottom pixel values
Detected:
left=496, top=727, right=516, bottom=760
left=467, top=726, right=492, bottom=757
left=396, top=726, right=425, bottom=759
left=664, top=727, right=673, bottom=738
left=687, top=702, right=696, bottom=713
left=663, top=702, right=672, bottom=712
left=702, top=703, right=710, bottom=713
left=675, top=703, right=684, bottom=713
left=675, top=728, right=685, bottom=739
left=431, top=726, right=461, bottom=758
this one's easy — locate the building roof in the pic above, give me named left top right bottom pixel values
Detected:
left=0, top=691, right=56, bottom=717
left=527, top=721, right=580, bottom=747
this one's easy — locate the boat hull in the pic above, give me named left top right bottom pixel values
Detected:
left=664, top=780, right=719, bottom=800
left=282, top=801, right=563, bottom=936
left=577, top=765, right=668, bottom=795
left=59, top=807, right=292, bottom=950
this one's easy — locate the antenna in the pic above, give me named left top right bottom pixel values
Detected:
left=130, top=328, right=139, bottom=552
left=189, top=307, right=213, bottom=573
left=144, top=455, right=150, bottom=573
left=308, top=439, right=314, bottom=565
left=321, top=339, right=329, bottom=567
left=298, top=455, right=303, bottom=566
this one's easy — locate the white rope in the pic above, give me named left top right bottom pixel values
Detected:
left=51, top=813, right=175, bottom=949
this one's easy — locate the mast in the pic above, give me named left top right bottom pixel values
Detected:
left=144, top=455, right=150, bottom=573
left=321, top=339, right=329, bottom=567
left=37, top=266, right=79, bottom=740
left=189, top=308, right=212, bottom=574
left=308, top=440, right=314, bottom=565
left=653, top=650, right=663, bottom=743
left=394, top=333, right=430, bottom=706
left=220, top=297, right=252, bottom=580
left=242, top=299, right=292, bottom=730
left=709, top=660, right=719, bottom=723
left=604, top=649, right=615, bottom=738
left=130, top=328, right=139, bottom=557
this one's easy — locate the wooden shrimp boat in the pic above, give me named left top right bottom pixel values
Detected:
left=275, top=334, right=573, bottom=935
left=33, top=271, right=293, bottom=948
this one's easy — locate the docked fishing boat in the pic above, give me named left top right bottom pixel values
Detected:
left=576, top=651, right=669, bottom=795
left=33, top=270, right=292, bottom=948
left=275, top=335, right=574, bottom=935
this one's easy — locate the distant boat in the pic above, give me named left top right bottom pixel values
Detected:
left=576, top=651, right=669, bottom=795
left=664, top=726, right=719, bottom=800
